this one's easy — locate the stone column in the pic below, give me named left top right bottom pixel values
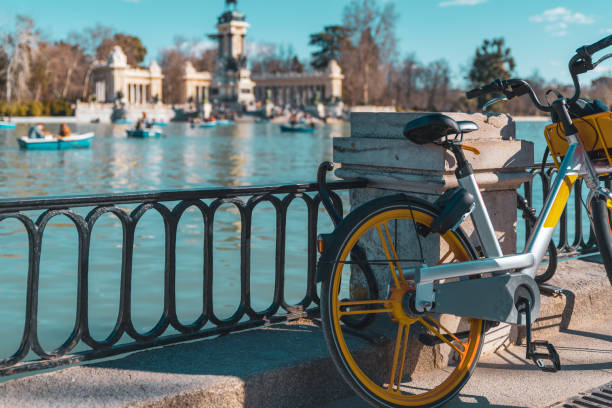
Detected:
left=333, top=112, right=533, bottom=353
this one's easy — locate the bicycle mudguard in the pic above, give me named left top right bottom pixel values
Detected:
left=432, top=272, right=540, bottom=325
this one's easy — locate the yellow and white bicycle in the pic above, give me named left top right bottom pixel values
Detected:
left=317, top=35, right=612, bottom=407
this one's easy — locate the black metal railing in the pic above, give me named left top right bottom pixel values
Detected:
left=0, top=164, right=603, bottom=377
left=520, top=163, right=608, bottom=257
left=0, top=180, right=365, bottom=376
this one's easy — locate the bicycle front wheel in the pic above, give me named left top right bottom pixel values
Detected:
left=320, top=197, right=485, bottom=408
left=589, top=194, right=612, bottom=285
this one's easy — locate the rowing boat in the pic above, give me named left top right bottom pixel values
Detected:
left=18, top=132, right=94, bottom=150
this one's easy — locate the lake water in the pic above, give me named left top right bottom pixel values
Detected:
left=0, top=119, right=566, bottom=362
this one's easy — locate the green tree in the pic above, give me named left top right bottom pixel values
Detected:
left=96, top=33, right=147, bottom=66
left=467, top=37, right=515, bottom=108
left=309, top=25, right=350, bottom=70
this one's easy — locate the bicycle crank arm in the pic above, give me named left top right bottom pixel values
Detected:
left=430, top=272, right=541, bottom=325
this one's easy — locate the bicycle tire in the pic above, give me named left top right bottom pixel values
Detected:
left=589, top=195, right=612, bottom=285
left=319, top=194, right=485, bottom=408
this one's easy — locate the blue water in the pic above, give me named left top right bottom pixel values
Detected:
left=0, top=120, right=563, bottom=361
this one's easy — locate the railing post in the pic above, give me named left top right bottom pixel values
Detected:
left=333, top=112, right=534, bottom=353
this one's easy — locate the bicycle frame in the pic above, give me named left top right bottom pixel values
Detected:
left=414, top=132, right=600, bottom=306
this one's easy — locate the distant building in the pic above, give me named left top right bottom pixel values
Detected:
left=91, top=46, right=163, bottom=105
left=88, top=0, right=343, bottom=109
left=181, top=61, right=212, bottom=104
left=207, top=7, right=256, bottom=106
left=252, top=60, right=344, bottom=106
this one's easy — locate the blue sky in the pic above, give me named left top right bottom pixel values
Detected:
left=1, top=0, right=611, bottom=86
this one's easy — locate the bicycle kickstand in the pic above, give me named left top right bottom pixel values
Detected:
left=517, top=298, right=562, bottom=372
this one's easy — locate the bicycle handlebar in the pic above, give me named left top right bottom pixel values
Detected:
left=466, top=34, right=612, bottom=112
left=582, top=34, right=612, bottom=57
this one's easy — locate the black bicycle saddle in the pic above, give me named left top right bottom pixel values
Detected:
left=403, top=113, right=478, bottom=144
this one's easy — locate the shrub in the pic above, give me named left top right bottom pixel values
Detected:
left=28, top=101, right=44, bottom=117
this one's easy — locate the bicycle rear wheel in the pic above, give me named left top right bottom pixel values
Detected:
left=320, top=195, right=485, bottom=408
left=589, top=194, right=612, bottom=285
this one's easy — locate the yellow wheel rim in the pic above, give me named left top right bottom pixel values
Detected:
left=329, top=208, right=483, bottom=406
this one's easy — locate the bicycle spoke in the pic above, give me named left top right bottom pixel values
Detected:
left=387, top=322, right=411, bottom=394
left=377, top=224, right=402, bottom=288
left=437, top=249, right=454, bottom=265
left=338, top=299, right=392, bottom=316
left=418, top=317, right=465, bottom=355
left=383, top=222, right=406, bottom=283
left=424, top=316, right=467, bottom=346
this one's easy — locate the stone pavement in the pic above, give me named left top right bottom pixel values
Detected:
left=320, top=316, right=612, bottom=408
left=0, top=258, right=608, bottom=407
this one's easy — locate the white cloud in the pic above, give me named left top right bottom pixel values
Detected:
left=529, top=7, right=594, bottom=37
left=179, top=40, right=216, bottom=56
left=123, top=0, right=141, bottom=3
left=244, top=41, right=276, bottom=59
left=529, top=7, right=594, bottom=24
left=438, top=0, right=486, bottom=6
left=601, top=28, right=612, bottom=34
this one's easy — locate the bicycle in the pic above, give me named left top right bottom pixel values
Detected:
left=316, top=34, right=612, bottom=408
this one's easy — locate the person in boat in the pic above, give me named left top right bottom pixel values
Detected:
left=58, top=123, right=72, bottom=138
left=289, top=113, right=298, bottom=126
left=135, top=112, right=148, bottom=130
left=28, top=123, right=52, bottom=139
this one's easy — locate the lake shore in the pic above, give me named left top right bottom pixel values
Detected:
left=512, top=115, right=550, bottom=122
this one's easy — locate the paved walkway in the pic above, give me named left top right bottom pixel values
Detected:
left=320, top=316, right=612, bottom=408
left=0, top=258, right=608, bottom=407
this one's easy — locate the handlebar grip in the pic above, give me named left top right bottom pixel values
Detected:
left=466, top=79, right=504, bottom=99
left=583, top=34, right=612, bottom=56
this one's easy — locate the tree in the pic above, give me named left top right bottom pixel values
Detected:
left=5, top=16, right=41, bottom=102
left=45, top=41, right=88, bottom=100
left=160, top=43, right=189, bottom=104
left=421, top=59, right=450, bottom=111
left=250, top=44, right=300, bottom=74
left=290, top=56, right=304, bottom=73
left=194, top=48, right=217, bottom=72
left=73, top=25, right=114, bottom=98
left=389, top=53, right=423, bottom=110
left=589, top=76, right=612, bottom=105
left=0, top=45, right=9, bottom=100
left=309, top=25, right=350, bottom=70
left=340, top=0, right=398, bottom=105
left=467, top=37, right=515, bottom=107
left=97, top=33, right=147, bottom=66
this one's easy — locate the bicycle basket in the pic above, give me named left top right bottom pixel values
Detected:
left=544, top=112, right=612, bottom=168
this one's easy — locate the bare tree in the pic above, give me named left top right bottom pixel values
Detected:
left=421, top=59, right=450, bottom=111
left=5, top=16, right=41, bottom=102
left=73, top=25, right=114, bottom=99
left=45, top=41, right=88, bottom=100
left=390, top=54, right=424, bottom=109
left=341, top=0, right=398, bottom=105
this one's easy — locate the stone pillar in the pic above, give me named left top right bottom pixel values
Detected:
left=333, top=112, right=533, bottom=354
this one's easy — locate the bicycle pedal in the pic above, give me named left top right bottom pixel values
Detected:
left=528, top=340, right=561, bottom=372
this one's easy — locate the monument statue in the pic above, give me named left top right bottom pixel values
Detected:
left=226, top=0, right=238, bottom=8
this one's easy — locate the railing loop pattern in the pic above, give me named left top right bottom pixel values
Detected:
left=0, top=181, right=361, bottom=376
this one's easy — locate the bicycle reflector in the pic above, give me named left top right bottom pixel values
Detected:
left=317, top=233, right=331, bottom=254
